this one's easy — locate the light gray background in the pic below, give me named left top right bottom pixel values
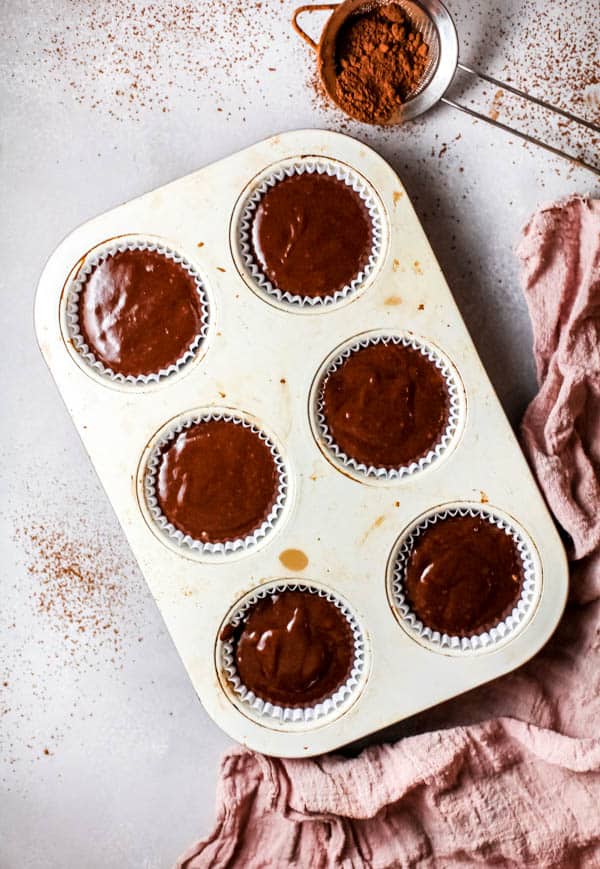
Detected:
left=1, top=1, right=598, bottom=866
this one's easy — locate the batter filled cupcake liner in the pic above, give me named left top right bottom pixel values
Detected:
left=144, top=411, right=288, bottom=555
left=237, top=159, right=384, bottom=308
left=219, top=582, right=367, bottom=724
left=65, top=239, right=210, bottom=384
left=314, top=334, right=461, bottom=480
left=389, top=506, right=539, bottom=652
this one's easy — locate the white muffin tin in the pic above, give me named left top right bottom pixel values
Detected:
left=35, top=129, right=568, bottom=757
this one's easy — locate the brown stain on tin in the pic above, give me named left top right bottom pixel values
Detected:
left=384, top=295, right=402, bottom=306
left=393, top=191, right=403, bottom=205
left=413, top=261, right=423, bottom=275
left=360, top=515, right=386, bottom=544
left=392, top=258, right=401, bottom=272
left=279, top=549, right=309, bottom=571
left=480, top=491, right=489, bottom=504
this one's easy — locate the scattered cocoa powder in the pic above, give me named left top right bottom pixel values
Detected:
left=334, top=3, right=429, bottom=124
left=489, top=88, right=504, bottom=121
left=449, top=0, right=599, bottom=171
left=13, top=518, right=137, bottom=659
left=2, top=504, right=149, bottom=765
left=10, top=0, right=289, bottom=120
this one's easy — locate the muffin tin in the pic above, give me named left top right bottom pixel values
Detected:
left=35, top=129, right=568, bottom=757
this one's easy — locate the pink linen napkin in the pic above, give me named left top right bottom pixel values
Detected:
left=177, top=195, right=600, bottom=869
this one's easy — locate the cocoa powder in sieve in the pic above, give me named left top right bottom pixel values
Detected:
left=334, top=3, right=429, bottom=124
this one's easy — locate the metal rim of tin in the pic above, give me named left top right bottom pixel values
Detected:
left=217, top=580, right=368, bottom=727
left=233, top=157, right=386, bottom=311
left=310, top=330, right=464, bottom=483
left=387, top=504, right=540, bottom=654
left=143, top=409, right=289, bottom=557
left=64, top=238, right=211, bottom=386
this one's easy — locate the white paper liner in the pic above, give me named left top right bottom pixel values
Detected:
left=315, top=334, right=461, bottom=480
left=237, top=159, right=384, bottom=308
left=390, top=507, right=538, bottom=652
left=144, top=411, right=288, bottom=555
left=65, top=239, right=210, bottom=384
left=219, top=582, right=366, bottom=723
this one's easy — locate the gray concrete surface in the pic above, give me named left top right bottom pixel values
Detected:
left=1, top=0, right=598, bottom=866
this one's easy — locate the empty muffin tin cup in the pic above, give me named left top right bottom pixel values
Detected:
left=217, top=581, right=368, bottom=725
left=64, top=238, right=210, bottom=385
left=235, top=157, right=385, bottom=309
left=143, top=410, right=289, bottom=556
left=311, top=332, right=463, bottom=482
left=388, top=505, right=540, bottom=653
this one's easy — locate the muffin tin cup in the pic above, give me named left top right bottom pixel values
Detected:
left=64, top=238, right=210, bottom=385
left=218, top=581, right=367, bottom=725
left=388, top=505, right=540, bottom=653
left=143, top=410, right=289, bottom=556
left=312, top=332, right=463, bottom=481
left=236, top=158, right=385, bottom=309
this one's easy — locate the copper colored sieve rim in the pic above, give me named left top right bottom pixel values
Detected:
left=292, top=0, right=600, bottom=174
left=292, top=0, right=459, bottom=125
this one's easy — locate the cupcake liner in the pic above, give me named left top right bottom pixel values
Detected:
left=144, top=410, right=288, bottom=556
left=65, top=239, right=210, bottom=384
left=314, top=333, right=462, bottom=480
left=237, top=159, right=384, bottom=308
left=389, top=506, right=539, bottom=652
left=219, top=582, right=367, bottom=724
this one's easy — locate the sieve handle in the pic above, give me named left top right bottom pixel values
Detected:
left=292, top=4, right=340, bottom=51
left=455, top=63, right=600, bottom=134
left=442, top=63, right=600, bottom=176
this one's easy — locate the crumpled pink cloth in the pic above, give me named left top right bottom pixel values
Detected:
left=178, top=196, right=600, bottom=869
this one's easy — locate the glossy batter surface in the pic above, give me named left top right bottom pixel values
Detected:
left=227, top=590, right=354, bottom=707
left=156, top=420, right=280, bottom=544
left=322, top=341, right=450, bottom=468
left=250, top=173, right=373, bottom=297
left=79, top=248, right=204, bottom=377
left=404, top=515, right=524, bottom=635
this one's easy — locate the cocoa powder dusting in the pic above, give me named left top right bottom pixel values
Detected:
left=334, top=3, right=429, bottom=124
left=2, top=504, right=148, bottom=765
left=14, top=520, right=135, bottom=657
left=13, top=0, right=288, bottom=120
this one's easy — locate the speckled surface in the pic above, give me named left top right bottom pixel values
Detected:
left=1, top=1, right=598, bottom=866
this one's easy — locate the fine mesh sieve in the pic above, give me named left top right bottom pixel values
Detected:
left=292, top=0, right=600, bottom=175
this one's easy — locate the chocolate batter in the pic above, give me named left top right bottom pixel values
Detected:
left=156, top=420, right=280, bottom=544
left=78, top=248, right=204, bottom=377
left=250, top=173, right=373, bottom=297
left=404, top=515, right=524, bottom=635
left=321, top=341, right=449, bottom=468
left=226, top=590, right=354, bottom=707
